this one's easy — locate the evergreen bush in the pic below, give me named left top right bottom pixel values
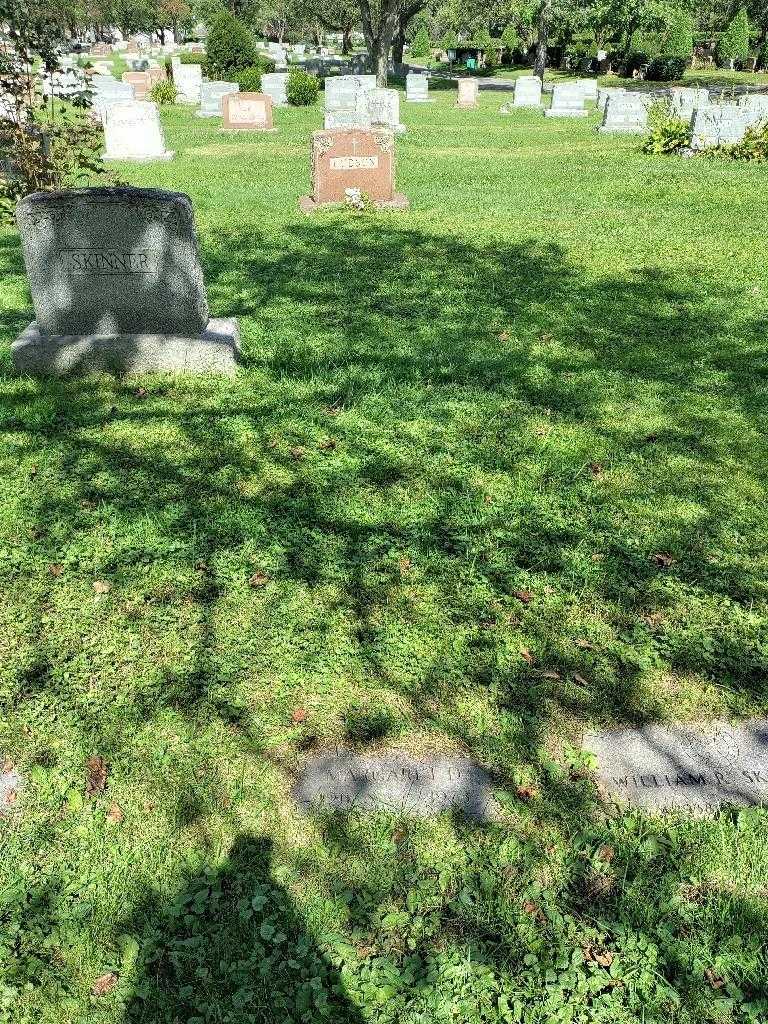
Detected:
left=410, top=26, right=432, bottom=59
left=286, top=67, right=319, bottom=105
left=716, top=9, right=750, bottom=68
left=664, top=11, right=694, bottom=59
left=647, top=55, right=687, bottom=80
left=206, top=12, right=256, bottom=78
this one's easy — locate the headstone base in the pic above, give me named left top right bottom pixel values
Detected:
left=544, top=109, right=589, bottom=118
left=221, top=126, right=277, bottom=133
left=298, top=193, right=410, bottom=214
left=103, top=149, right=174, bottom=162
left=406, top=98, right=435, bottom=103
left=597, top=125, right=645, bottom=134
left=12, top=319, right=240, bottom=376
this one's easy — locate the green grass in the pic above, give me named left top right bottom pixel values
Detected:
left=1, top=89, right=768, bottom=1024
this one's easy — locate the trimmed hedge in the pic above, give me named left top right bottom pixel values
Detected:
left=286, top=67, right=319, bottom=106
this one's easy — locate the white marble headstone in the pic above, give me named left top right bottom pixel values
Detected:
left=103, top=101, right=173, bottom=161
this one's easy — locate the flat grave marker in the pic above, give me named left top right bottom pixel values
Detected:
left=294, top=749, right=502, bottom=820
left=585, top=719, right=768, bottom=812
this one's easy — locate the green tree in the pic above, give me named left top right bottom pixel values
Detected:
left=501, top=22, right=520, bottom=54
left=206, top=10, right=256, bottom=75
left=716, top=8, right=750, bottom=67
left=440, top=27, right=458, bottom=48
left=409, top=22, right=432, bottom=54
left=663, top=8, right=692, bottom=57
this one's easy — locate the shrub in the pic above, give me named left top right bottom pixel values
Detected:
left=646, top=55, right=687, bottom=80
left=180, top=52, right=206, bottom=64
left=643, top=101, right=692, bottom=153
left=622, top=50, right=651, bottom=76
left=716, top=9, right=750, bottom=68
left=500, top=24, right=519, bottom=62
left=760, top=40, right=768, bottom=70
left=206, top=11, right=256, bottom=78
left=234, top=65, right=262, bottom=92
left=286, top=67, right=318, bottom=105
left=709, top=121, right=768, bottom=161
left=664, top=10, right=693, bottom=59
left=409, top=26, right=431, bottom=59
left=150, top=79, right=176, bottom=105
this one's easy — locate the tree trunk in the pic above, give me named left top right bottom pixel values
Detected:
left=342, top=24, right=352, bottom=54
left=393, top=25, right=405, bottom=65
left=360, top=0, right=403, bottom=86
left=533, top=0, right=550, bottom=79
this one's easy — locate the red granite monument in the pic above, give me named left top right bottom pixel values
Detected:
left=299, top=128, right=409, bottom=213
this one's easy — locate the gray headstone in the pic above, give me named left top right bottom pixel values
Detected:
left=197, top=80, right=239, bottom=117
left=16, top=187, right=209, bottom=337
left=691, top=103, right=763, bottom=149
left=598, top=94, right=650, bottom=133
left=405, top=72, right=432, bottom=103
left=597, top=86, right=626, bottom=112
left=513, top=75, right=542, bottom=108
left=670, top=86, right=709, bottom=119
left=545, top=82, right=588, bottom=118
left=261, top=72, right=289, bottom=106
left=365, top=87, right=405, bottom=134
left=294, top=749, right=501, bottom=820
left=585, top=719, right=768, bottom=812
left=103, top=100, right=172, bottom=161
left=174, top=62, right=202, bottom=103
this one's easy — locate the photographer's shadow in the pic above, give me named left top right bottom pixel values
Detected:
left=123, top=834, right=363, bottom=1023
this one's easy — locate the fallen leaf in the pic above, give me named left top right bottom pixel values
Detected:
left=49, top=564, right=64, bottom=577
left=652, top=552, right=675, bottom=568
left=290, top=446, right=306, bottom=460
left=522, top=900, right=539, bottom=915
left=290, top=707, right=308, bottom=724
left=498, top=330, right=510, bottom=342
left=515, top=784, right=539, bottom=801
left=596, top=844, right=615, bottom=863
left=589, top=462, right=604, bottom=478
left=106, top=803, right=123, bottom=825
left=398, top=556, right=412, bottom=575
left=539, top=332, right=553, bottom=344
left=591, top=553, right=604, bottom=561
left=520, top=647, right=535, bottom=666
left=86, top=756, right=107, bottom=797
left=642, top=611, right=665, bottom=629
left=325, top=405, right=341, bottom=417
left=93, top=580, right=111, bottom=594
left=248, top=572, right=270, bottom=588
left=133, top=387, right=148, bottom=399
left=2, top=758, right=13, bottom=774
left=705, top=967, right=725, bottom=990
left=483, top=493, right=493, bottom=504
left=91, top=972, right=118, bottom=996
left=392, top=827, right=407, bottom=844
left=318, top=438, right=337, bottom=451
left=513, top=590, right=533, bottom=604
left=4, top=788, right=18, bottom=806
left=585, top=945, right=614, bottom=967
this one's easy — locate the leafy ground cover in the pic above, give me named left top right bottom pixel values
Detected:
left=1, top=85, right=768, bottom=1024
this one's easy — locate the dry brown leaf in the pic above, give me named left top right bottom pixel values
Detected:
left=573, top=638, right=593, bottom=650
left=290, top=446, right=306, bottom=460
left=134, top=387, right=148, bottom=399
left=585, top=945, right=614, bottom=967
left=392, top=827, right=407, bottom=844
left=106, top=803, right=123, bottom=825
left=398, top=556, right=412, bottom=575
left=515, top=784, right=539, bottom=801
left=248, top=572, right=270, bottom=588
left=498, top=330, right=510, bottom=342
left=513, top=589, right=534, bottom=604
left=705, top=968, right=725, bottom=990
left=522, top=900, right=539, bottom=916
left=589, top=462, right=604, bottom=478
left=4, top=788, right=18, bottom=806
left=86, top=756, right=107, bottom=797
left=49, top=564, right=64, bottom=577
left=91, top=972, right=118, bottom=996
left=290, top=707, right=308, bottom=724
left=325, top=405, right=341, bottom=417
left=596, top=844, right=615, bottom=863
left=520, top=647, right=535, bottom=666
left=652, top=552, right=675, bottom=568
left=93, top=580, right=111, bottom=594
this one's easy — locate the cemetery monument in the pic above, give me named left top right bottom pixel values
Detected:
left=299, top=128, right=409, bottom=212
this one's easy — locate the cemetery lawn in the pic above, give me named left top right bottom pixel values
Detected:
left=1, top=90, right=768, bottom=1024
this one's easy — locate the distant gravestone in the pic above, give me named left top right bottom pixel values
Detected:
left=174, top=62, right=202, bottom=104
left=366, top=87, right=405, bottom=134
left=299, top=128, right=408, bottom=212
left=456, top=78, right=479, bottom=108
left=121, top=70, right=150, bottom=100
left=197, top=80, right=239, bottom=117
left=221, top=91, right=275, bottom=131
left=405, top=72, right=432, bottom=102
left=13, top=187, right=239, bottom=375
left=92, top=77, right=135, bottom=120
left=545, top=82, right=588, bottom=117
left=261, top=72, right=289, bottom=107
left=103, top=101, right=173, bottom=162
left=577, top=78, right=598, bottom=102
left=585, top=719, right=768, bottom=813
left=670, top=86, right=709, bottom=119
left=597, top=86, right=626, bottom=112
left=599, top=94, right=649, bottom=133
left=90, top=42, right=112, bottom=56
left=294, top=749, right=501, bottom=820
left=324, top=75, right=372, bottom=129
left=691, top=103, right=763, bottom=149
left=512, top=75, right=542, bottom=108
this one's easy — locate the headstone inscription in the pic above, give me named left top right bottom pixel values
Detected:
left=294, top=750, right=502, bottom=820
left=599, top=94, right=649, bottom=133
left=456, top=78, right=479, bottom=108
left=545, top=82, right=588, bottom=117
left=585, top=719, right=768, bottom=813
left=221, top=91, right=275, bottom=131
left=103, top=101, right=173, bottom=161
left=197, top=80, right=239, bottom=118
left=690, top=103, right=763, bottom=149
left=299, top=128, right=408, bottom=212
left=366, top=87, right=406, bottom=134
left=13, top=187, right=239, bottom=376
left=261, top=72, right=289, bottom=107
left=121, top=70, right=150, bottom=100
left=174, top=62, right=202, bottom=104
left=405, top=72, right=432, bottom=102
left=512, top=75, right=542, bottom=108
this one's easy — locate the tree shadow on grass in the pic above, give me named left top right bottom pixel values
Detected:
left=120, top=834, right=364, bottom=1024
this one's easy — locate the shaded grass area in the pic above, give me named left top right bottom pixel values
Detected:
left=1, top=90, right=768, bottom=1023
